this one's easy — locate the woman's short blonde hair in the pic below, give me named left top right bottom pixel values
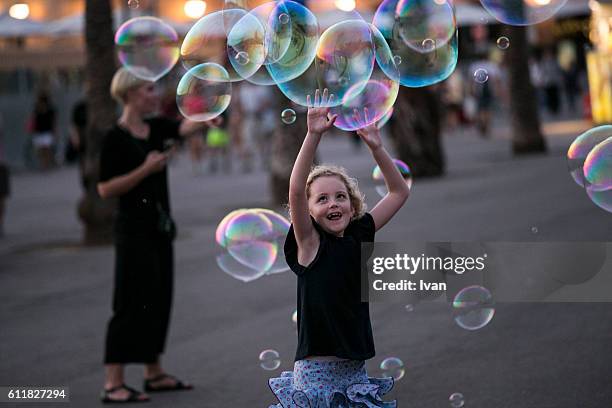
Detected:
left=306, top=164, right=366, bottom=220
left=110, top=67, right=150, bottom=104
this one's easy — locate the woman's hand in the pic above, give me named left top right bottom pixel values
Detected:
left=306, top=88, right=338, bottom=136
left=354, top=108, right=382, bottom=151
left=142, top=151, right=168, bottom=175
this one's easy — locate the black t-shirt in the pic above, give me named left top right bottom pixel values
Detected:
left=34, top=108, right=55, bottom=132
left=99, top=117, right=180, bottom=234
left=284, top=213, right=376, bottom=361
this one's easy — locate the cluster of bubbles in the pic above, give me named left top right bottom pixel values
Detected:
left=452, top=285, right=496, bottom=331
left=259, top=349, right=281, bottom=370
left=215, top=208, right=290, bottom=282
left=114, top=0, right=464, bottom=130
left=567, top=125, right=612, bottom=213
left=372, top=159, right=413, bottom=197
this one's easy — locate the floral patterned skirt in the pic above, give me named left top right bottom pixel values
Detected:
left=268, top=359, right=396, bottom=408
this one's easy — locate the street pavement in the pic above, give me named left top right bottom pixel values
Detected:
left=1, top=119, right=611, bottom=408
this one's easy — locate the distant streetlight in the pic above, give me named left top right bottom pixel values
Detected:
left=9, top=3, right=30, bottom=20
left=184, top=0, right=206, bottom=19
left=334, top=0, right=356, bottom=12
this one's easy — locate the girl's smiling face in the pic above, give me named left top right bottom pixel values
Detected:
left=308, top=176, right=355, bottom=237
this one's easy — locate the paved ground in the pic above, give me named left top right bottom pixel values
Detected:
left=1, top=118, right=611, bottom=408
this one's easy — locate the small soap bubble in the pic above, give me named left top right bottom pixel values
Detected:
left=235, top=51, right=250, bottom=66
left=449, top=392, right=465, bottom=408
left=259, top=349, right=281, bottom=370
left=452, top=286, right=495, bottom=331
left=127, top=0, right=139, bottom=9
left=473, top=68, right=489, bottom=84
left=279, top=12, right=290, bottom=24
left=380, top=357, right=405, bottom=381
left=531, top=226, right=538, bottom=234
left=393, top=55, right=402, bottom=66
left=422, top=38, right=436, bottom=52
left=281, top=108, right=297, bottom=124
left=405, top=304, right=414, bottom=312
left=496, top=36, right=510, bottom=49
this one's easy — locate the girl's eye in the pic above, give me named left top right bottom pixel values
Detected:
left=318, top=196, right=326, bottom=202
left=337, top=193, right=346, bottom=199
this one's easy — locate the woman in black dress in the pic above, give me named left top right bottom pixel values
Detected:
left=98, top=68, right=217, bottom=403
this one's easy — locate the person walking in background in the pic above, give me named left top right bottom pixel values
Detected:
left=238, top=82, right=274, bottom=171
left=30, top=91, right=56, bottom=170
left=540, top=48, right=563, bottom=116
left=206, top=109, right=231, bottom=173
left=97, top=68, right=218, bottom=403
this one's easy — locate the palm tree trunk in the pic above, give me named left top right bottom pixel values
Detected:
left=77, top=0, right=117, bottom=245
left=388, top=87, right=445, bottom=177
left=504, top=25, right=547, bottom=155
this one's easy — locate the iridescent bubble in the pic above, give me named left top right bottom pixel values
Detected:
left=251, top=208, right=291, bottom=274
left=376, top=107, right=394, bottom=129
left=393, top=55, right=402, bottom=65
left=216, top=209, right=247, bottom=248
left=496, top=36, right=510, bottom=49
left=380, top=357, right=405, bottom=381
left=115, top=17, right=179, bottom=82
left=227, top=1, right=293, bottom=85
left=449, top=392, right=465, bottom=408
left=281, top=108, right=297, bottom=124
left=224, top=210, right=277, bottom=272
left=266, top=0, right=319, bottom=93
left=181, top=9, right=248, bottom=82
left=396, top=0, right=456, bottom=52
left=331, top=24, right=399, bottom=131
left=127, top=0, right=139, bottom=9
left=216, top=252, right=266, bottom=282
left=259, top=349, right=281, bottom=370
left=279, top=13, right=290, bottom=24
left=405, top=303, right=414, bottom=312
left=473, top=68, right=489, bottom=83
left=583, top=137, right=612, bottom=212
left=480, top=0, right=568, bottom=26
left=452, top=286, right=495, bottom=331
left=313, top=20, right=377, bottom=106
left=372, top=159, right=412, bottom=197
left=176, top=63, right=232, bottom=122
left=567, top=125, right=612, bottom=187
left=531, top=226, right=538, bottom=234
left=373, top=0, right=458, bottom=88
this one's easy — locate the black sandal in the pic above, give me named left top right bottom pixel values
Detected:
left=143, top=374, right=193, bottom=392
left=100, top=384, right=150, bottom=403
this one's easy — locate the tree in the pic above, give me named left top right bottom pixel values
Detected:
left=77, top=0, right=117, bottom=245
left=388, top=87, right=445, bottom=177
left=504, top=25, right=547, bottom=155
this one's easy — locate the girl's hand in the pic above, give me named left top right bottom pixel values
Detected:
left=354, top=108, right=382, bottom=151
left=306, top=88, right=338, bottom=135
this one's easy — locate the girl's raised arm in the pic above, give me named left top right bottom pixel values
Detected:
left=289, top=90, right=337, bottom=262
left=355, top=110, right=409, bottom=231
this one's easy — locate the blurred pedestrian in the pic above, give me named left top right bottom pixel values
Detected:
left=97, top=68, right=217, bottom=403
left=206, top=110, right=231, bottom=173
left=541, top=48, right=563, bottom=116
left=30, top=91, right=56, bottom=170
left=238, top=82, right=274, bottom=171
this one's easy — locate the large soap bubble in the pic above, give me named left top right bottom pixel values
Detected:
left=480, top=0, right=568, bottom=26
left=373, top=0, right=458, bottom=88
left=115, top=17, right=179, bottom=82
left=330, top=23, right=399, bottom=130
left=176, top=63, right=232, bottom=122
left=583, top=137, right=612, bottom=213
left=227, top=1, right=293, bottom=85
left=395, top=0, right=456, bottom=53
left=181, top=9, right=249, bottom=82
left=567, top=125, right=612, bottom=187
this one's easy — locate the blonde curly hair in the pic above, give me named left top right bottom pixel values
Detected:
left=305, top=164, right=367, bottom=220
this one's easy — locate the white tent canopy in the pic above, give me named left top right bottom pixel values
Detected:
left=0, top=13, right=46, bottom=37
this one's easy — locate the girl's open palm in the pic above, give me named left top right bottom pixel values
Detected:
left=354, top=108, right=382, bottom=150
left=307, top=89, right=338, bottom=135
